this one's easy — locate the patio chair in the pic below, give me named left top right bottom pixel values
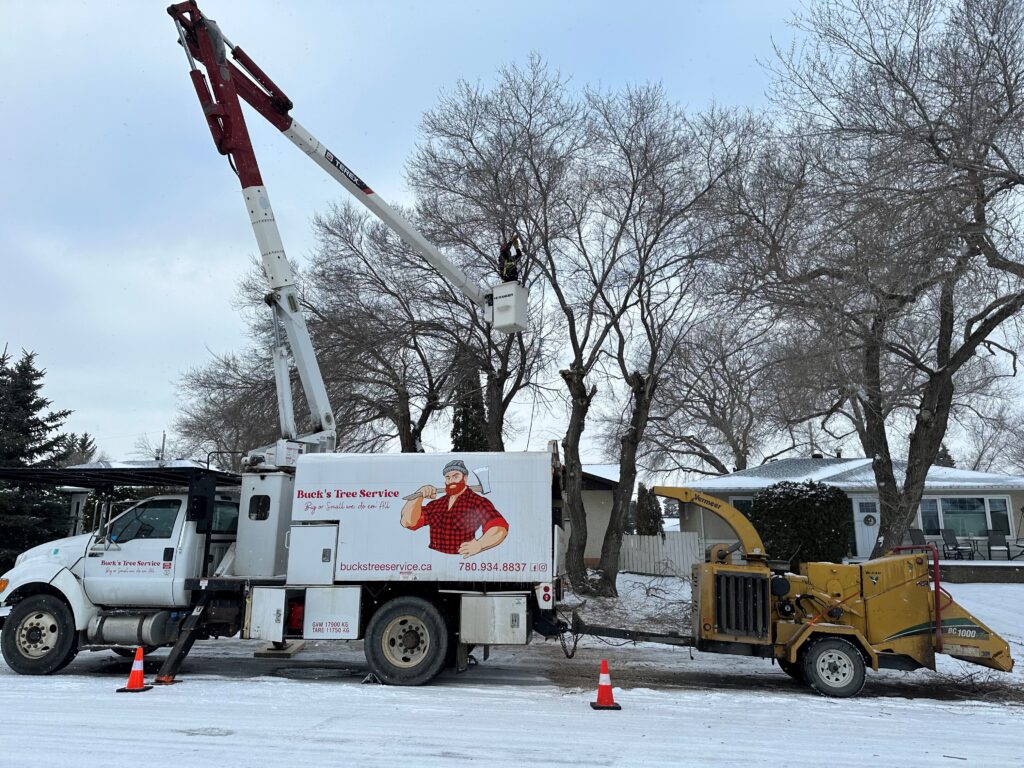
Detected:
left=908, top=528, right=927, bottom=546
left=1011, top=537, right=1024, bottom=561
left=941, top=529, right=974, bottom=560
left=986, top=530, right=1010, bottom=560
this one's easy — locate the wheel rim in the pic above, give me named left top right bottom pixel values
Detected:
left=16, top=609, right=60, bottom=660
left=381, top=615, right=430, bottom=669
left=815, top=648, right=855, bottom=688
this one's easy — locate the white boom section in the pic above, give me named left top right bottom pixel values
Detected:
left=243, top=185, right=336, bottom=452
left=283, top=121, right=490, bottom=309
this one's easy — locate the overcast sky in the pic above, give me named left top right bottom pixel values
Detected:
left=1, top=0, right=800, bottom=460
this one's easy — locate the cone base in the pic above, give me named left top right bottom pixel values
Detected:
left=117, top=685, right=153, bottom=693
left=590, top=702, right=621, bottom=710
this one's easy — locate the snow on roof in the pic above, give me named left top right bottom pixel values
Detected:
left=67, top=459, right=210, bottom=471
left=583, top=463, right=620, bottom=483
left=688, top=457, right=1024, bottom=493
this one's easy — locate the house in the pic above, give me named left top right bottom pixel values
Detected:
left=681, top=457, right=1024, bottom=558
left=561, top=464, right=619, bottom=566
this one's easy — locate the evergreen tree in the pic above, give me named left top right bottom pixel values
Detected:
left=64, top=432, right=98, bottom=466
left=934, top=443, right=956, bottom=468
left=748, top=481, right=852, bottom=565
left=635, top=483, right=664, bottom=536
left=0, top=348, right=74, bottom=571
left=450, top=366, right=488, bottom=452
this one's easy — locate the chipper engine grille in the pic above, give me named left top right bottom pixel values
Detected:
left=714, top=572, right=770, bottom=639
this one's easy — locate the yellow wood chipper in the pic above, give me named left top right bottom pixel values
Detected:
left=572, top=487, right=1014, bottom=697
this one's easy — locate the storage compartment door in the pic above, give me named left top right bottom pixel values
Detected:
left=460, top=594, right=528, bottom=644
left=287, top=524, right=337, bottom=584
left=246, top=587, right=286, bottom=642
left=303, top=587, right=361, bottom=639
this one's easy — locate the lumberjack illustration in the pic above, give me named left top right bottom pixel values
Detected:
left=400, top=460, right=509, bottom=557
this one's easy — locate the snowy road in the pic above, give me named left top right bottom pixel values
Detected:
left=1, top=583, right=1021, bottom=767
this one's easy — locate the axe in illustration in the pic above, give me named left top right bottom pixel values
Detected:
left=402, top=466, right=492, bottom=499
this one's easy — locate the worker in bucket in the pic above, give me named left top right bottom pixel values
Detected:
left=498, top=234, right=522, bottom=283
left=401, top=460, right=509, bottom=557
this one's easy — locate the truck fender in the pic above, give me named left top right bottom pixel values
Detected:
left=784, top=623, right=879, bottom=671
left=1, top=561, right=98, bottom=631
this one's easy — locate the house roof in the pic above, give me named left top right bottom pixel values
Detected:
left=582, top=464, right=619, bottom=490
left=687, top=457, right=1024, bottom=494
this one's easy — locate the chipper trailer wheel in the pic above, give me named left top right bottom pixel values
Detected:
left=801, top=637, right=867, bottom=698
left=364, top=596, right=449, bottom=686
left=777, top=657, right=806, bottom=684
left=1, top=594, right=79, bottom=675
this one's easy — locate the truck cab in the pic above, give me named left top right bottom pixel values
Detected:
left=0, top=466, right=241, bottom=675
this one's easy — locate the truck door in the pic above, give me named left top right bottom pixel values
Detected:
left=83, top=498, right=186, bottom=608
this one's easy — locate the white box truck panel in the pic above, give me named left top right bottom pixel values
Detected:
left=303, top=586, right=360, bottom=639
left=292, top=452, right=554, bottom=582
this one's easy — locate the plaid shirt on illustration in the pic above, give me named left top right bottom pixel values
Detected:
left=409, top=487, right=509, bottom=554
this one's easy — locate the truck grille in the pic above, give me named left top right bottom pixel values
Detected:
left=715, top=572, right=769, bottom=639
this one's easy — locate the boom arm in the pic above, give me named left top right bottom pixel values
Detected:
left=168, top=2, right=496, bottom=311
left=652, top=486, right=766, bottom=562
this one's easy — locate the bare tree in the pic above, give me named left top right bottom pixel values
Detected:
left=754, top=0, right=1024, bottom=551
left=407, top=59, right=560, bottom=450
left=174, top=350, right=279, bottom=470
left=639, top=313, right=805, bottom=478
left=588, top=94, right=741, bottom=594
left=309, top=203, right=460, bottom=452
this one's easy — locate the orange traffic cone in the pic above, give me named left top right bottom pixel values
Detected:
left=117, top=647, right=153, bottom=693
left=590, top=658, right=621, bottom=710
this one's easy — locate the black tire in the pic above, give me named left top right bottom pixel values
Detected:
left=111, top=645, right=158, bottom=658
left=778, top=657, right=805, bottom=684
left=1, top=595, right=79, bottom=675
left=801, top=637, right=866, bottom=698
left=364, top=596, right=449, bottom=686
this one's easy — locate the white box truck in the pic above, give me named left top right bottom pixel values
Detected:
left=0, top=450, right=565, bottom=686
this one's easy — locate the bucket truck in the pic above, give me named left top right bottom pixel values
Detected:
left=0, top=2, right=554, bottom=688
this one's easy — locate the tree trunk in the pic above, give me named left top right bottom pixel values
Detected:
left=595, top=373, right=655, bottom=596
left=560, top=367, right=596, bottom=593
left=484, top=373, right=506, bottom=452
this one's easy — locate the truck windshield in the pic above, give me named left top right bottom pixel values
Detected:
left=108, top=499, right=182, bottom=543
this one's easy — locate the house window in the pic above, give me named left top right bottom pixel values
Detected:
left=920, top=499, right=940, bottom=536
left=988, top=498, right=1011, bottom=535
left=730, top=497, right=753, bottom=516
left=917, top=497, right=1012, bottom=537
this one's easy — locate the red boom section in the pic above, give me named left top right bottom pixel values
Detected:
left=168, top=1, right=296, bottom=187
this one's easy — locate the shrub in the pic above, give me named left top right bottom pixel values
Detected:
left=747, top=480, right=852, bottom=565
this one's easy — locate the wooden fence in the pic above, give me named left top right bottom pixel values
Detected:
left=619, top=532, right=702, bottom=577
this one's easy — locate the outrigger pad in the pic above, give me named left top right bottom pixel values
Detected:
left=253, top=640, right=306, bottom=658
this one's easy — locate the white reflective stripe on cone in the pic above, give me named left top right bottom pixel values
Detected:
left=599, top=674, right=611, bottom=685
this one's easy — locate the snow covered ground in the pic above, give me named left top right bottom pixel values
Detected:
left=1, top=579, right=1021, bottom=767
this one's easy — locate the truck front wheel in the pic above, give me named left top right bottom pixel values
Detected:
left=801, top=637, right=866, bottom=698
left=1, top=595, right=79, bottom=675
left=364, top=597, right=449, bottom=686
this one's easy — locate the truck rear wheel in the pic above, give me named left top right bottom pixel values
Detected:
left=1, top=595, right=79, bottom=675
left=364, top=597, right=449, bottom=686
left=801, top=637, right=866, bottom=698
